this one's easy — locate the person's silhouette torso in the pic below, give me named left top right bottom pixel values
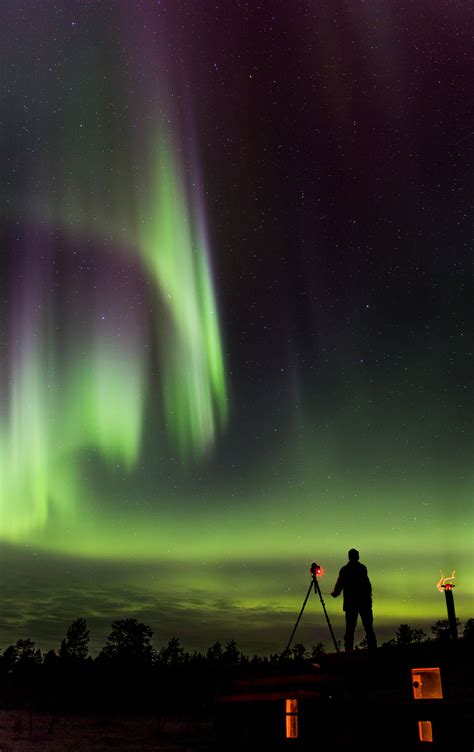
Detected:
left=333, top=560, right=372, bottom=612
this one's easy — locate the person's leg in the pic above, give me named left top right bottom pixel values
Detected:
left=360, top=606, right=377, bottom=650
left=344, top=609, right=358, bottom=651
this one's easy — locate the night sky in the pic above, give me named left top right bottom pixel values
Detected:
left=0, top=0, right=472, bottom=656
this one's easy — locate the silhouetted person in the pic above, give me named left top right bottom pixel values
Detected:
left=331, top=548, right=377, bottom=651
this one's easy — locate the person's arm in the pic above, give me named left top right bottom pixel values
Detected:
left=361, top=564, right=372, bottom=595
left=331, top=571, right=344, bottom=598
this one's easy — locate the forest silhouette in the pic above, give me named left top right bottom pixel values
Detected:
left=0, top=616, right=472, bottom=714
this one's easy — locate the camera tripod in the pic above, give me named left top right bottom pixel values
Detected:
left=284, top=562, right=339, bottom=655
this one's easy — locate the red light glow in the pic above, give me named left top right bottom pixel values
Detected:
left=436, top=570, right=455, bottom=592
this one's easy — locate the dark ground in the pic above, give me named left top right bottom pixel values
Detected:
left=0, top=710, right=214, bottom=751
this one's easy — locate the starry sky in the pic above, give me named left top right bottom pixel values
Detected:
left=0, top=0, right=472, bottom=656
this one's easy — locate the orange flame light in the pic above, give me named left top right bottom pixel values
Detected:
left=436, top=570, right=455, bottom=592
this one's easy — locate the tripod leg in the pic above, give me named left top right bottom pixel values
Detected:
left=283, top=580, right=313, bottom=656
left=314, top=579, right=339, bottom=652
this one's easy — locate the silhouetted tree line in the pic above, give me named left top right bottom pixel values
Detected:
left=0, top=616, right=472, bottom=713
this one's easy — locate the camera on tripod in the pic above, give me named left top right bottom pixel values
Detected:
left=284, top=560, right=339, bottom=655
left=310, top=562, right=323, bottom=577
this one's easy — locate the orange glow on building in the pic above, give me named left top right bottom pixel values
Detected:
left=411, top=668, right=443, bottom=700
left=285, top=698, right=298, bottom=738
left=418, top=721, right=433, bottom=742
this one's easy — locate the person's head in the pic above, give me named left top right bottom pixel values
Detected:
left=348, top=548, right=359, bottom=561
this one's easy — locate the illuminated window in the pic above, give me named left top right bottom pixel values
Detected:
left=418, top=721, right=433, bottom=742
left=411, top=668, right=443, bottom=700
left=285, top=698, right=298, bottom=739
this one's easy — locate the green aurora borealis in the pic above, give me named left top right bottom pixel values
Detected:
left=0, top=0, right=472, bottom=655
left=0, top=127, right=227, bottom=538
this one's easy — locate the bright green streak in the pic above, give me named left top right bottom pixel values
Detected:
left=1, top=340, right=52, bottom=535
left=0, top=127, right=227, bottom=538
left=0, top=324, right=146, bottom=538
left=61, top=342, right=145, bottom=469
left=139, top=137, right=227, bottom=456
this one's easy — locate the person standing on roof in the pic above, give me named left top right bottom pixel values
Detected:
left=331, top=548, right=377, bottom=651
